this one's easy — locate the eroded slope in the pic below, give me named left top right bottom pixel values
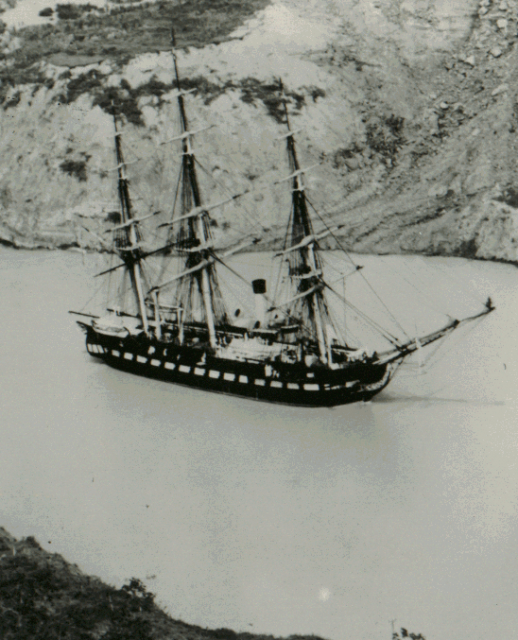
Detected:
left=0, top=0, right=517, bottom=262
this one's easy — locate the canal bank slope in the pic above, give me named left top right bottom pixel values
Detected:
left=0, top=527, right=326, bottom=640
left=0, top=527, right=427, bottom=640
left=0, top=0, right=518, bottom=262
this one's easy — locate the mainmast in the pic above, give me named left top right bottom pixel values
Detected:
left=279, top=87, right=329, bottom=363
left=112, top=109, right=150, bottom=336
left=169, top=30, right=219, bottom=347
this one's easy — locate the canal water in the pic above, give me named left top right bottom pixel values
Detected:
left=0, top=247, right=516, bottom=640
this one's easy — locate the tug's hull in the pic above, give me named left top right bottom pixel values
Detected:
left=83, top=325, right=398, bottom=407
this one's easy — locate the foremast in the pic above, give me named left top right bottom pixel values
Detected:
left=112, top=110, right=150, bottom=336
left=273, top=87, right=495, bottom=369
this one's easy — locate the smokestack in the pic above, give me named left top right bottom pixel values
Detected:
left=252, top=279, right=267, bottom=327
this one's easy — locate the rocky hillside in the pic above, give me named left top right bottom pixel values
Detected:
left=0, top=527, right=323, bottom=640
left=0, top=528, right=423, bottom=640
left=1, top=0, right=518, bottom=262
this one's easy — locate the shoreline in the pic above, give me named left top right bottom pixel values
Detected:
left=1, top=235, right=517, bottom=270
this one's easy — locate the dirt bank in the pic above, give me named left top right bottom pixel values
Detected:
left=0, top=0, right=517, bottom=263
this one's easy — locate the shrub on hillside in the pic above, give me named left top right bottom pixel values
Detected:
left=92, top=84, right=143, bottom=126
left=38, top=7, right=54, bottom=17
left=60, top=159, right=88, bottom=181
left=56, top=3, right=96, bottom=20
left=56, top=3, right=81, bottom=20
left=66, top=69, right=103, bottom=102
left=3, top=90, right=21, bottom=109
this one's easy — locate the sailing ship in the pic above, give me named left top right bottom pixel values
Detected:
left=71, top=37, right=495, bottom=407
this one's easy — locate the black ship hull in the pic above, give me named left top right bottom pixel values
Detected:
left=82, top=325, right=398, bottom=408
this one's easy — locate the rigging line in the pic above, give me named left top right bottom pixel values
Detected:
left=103, top=150, right=155, bottom=172
left=213, top=253, right=318, bottom=341
left=385, top=253, right=472, bottom=316
left=425, top=314, right=487, bottom=371
left=207, top=148, right=274, bottom=189
left=210, top=252, right=254, bottom=288
left=398, top=329, right=454, bottom=376
left=427, top=258, right=488, bottom=307
left=208, top=252, right=303, bottom=326
left=219, top=275, right=257, bottom=318
left=318, top=253, right=351, bottom=276
left=115, top=130, right=181, bottom=167
left=422, top=326, right=488, bottom=399
left=400, top=314, right=485, bottom=382
left=306, top=193, right=407, bottom=325
left=326, top=304, right=347, bottom=345
left=193, top=157, right=272, bottom=236
left=324, top=282, right=402, bottom=346
left=319, top=257, right=343, bottom=277
left=330, top=299, right=362, bottom=345
left=113, top=172, right=168, bottom=212
left=139, top=254, right=162, bottom=284
left=382, top=256, right=454, bottom=317
left=113, top=148, right=174, bottom=208
left=193, top=158, right=267, bottom=236
left=333, top=297, right=399, bottom=347
left=382, top=259, right=455, bottom=320
left=321, top=255, right=364, bottom=281
left=410, top=330, right=452, bottom=370
left=157, top=166, right=184, bottom=284
left=170, top=162, right=184, bottom=220
left=105, top=262, right=134, bottom=308
left=305, top=194, right=411, bottom=339
left=79, top=274, right=110, bottom=314
left=272, top=206, right=295, bottom=303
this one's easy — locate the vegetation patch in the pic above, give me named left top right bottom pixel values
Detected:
left=55, top=72, right=318, bottom=127
left=174, top=75, right=234, bottom=104
left=92, top=82, right=144, bottom=126
left=59, top=157, right=89, bottom=181
left=65, top=68, right=104, bottom=102
left=0, top=549, right=157, bottom=639
left=330, top=143, right=363, bottom=169
left=238, top=77, right=305, bottom=124
left=0, top=64, right=51, bottom=105
left=56, top=3, right=98, bottom=21
left=455, top=236, right=479, bottom=258
left=495, top=186, right=518, bottom=208
left=3, top=89, right=21, bottom=109
left=308, top=86, right=326, bottom=102
left=0, top=0, right=270, bottom=97
left=168, top=76, right=310, bottom=123
left=0, top=529, right=335, bottom=640
left=393, top=629, right=426, bottom=640
left=0, top=0, right=323, bottom=128
left=365, top=114, right=405, bottom=165
left=185, top=76, right=315, bottom=123
left=59, top=73, right=171, bottom=125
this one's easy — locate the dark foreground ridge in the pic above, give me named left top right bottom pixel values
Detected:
left=0, top=527, right=327, bottom=640
left=0, top=528, right=427, bottom=640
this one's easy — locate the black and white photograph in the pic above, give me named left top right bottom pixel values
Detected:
left=0, top=0, right=516, bottom=639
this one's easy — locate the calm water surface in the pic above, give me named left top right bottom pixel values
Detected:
left=1, top=248, right=517, bottom=640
